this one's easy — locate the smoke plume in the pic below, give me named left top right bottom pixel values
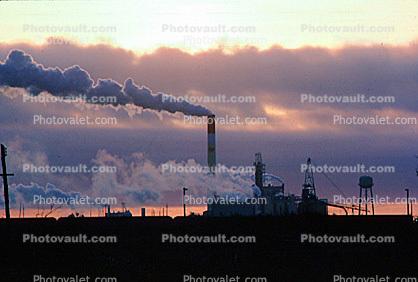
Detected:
left=0, top=49, right=212, bottom=116
left=90, top=150, right=254, bottom=205
left=1, top=149, right=255, bottom=208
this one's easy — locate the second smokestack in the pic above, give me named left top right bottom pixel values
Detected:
left=207, top=115, right=216, bottom=173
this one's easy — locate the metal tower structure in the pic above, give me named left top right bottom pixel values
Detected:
left=254, top=152, right=265, bottom=189
left=302, top=158, right=317, bottom=201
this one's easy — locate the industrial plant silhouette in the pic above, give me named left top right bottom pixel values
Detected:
left=0, top=116, right=417, bottom=281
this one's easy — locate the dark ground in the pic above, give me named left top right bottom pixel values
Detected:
left=0, top=215, right=417, bottom=282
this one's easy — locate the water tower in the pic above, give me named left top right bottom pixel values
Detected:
left=358, top=175, right=375, bottom=215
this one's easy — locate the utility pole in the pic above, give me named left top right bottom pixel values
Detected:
left=405, top=188, right=410, bottom=216
left=182, top=187, right=188, bottom=217
left=0, top=144, right=14, bottom=219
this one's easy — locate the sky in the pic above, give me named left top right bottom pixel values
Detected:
left=0, top=0, right=417, bottom=217
left=1, top=0, right=418, bottom=51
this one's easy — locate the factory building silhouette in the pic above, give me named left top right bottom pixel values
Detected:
left=205, top=153, right=328, bottom=217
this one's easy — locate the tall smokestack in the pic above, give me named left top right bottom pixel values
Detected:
left=207, top=115, right=216, bottom=173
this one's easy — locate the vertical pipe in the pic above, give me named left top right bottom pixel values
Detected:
left=207, top=115, right=216, bottom=174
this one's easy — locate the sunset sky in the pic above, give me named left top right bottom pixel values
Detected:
left=0, top=0, right=417, bottom=217
left=1, top=0, right=418, bottom=51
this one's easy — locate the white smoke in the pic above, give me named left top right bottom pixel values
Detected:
left=90, top=150, right=254, bottom=205
left=1, top=148, right=254, bottom=207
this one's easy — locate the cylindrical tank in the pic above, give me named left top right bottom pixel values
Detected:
left=359, top=175, right=373, bottom=188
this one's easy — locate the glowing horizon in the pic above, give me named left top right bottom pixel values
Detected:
left=1, top=0, right=418, bottom=53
